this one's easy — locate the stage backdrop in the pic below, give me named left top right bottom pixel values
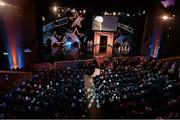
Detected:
left=40, top=6, right=145, bottom=62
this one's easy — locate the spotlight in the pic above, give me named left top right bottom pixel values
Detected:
left=67, top=8, right=71, bottom=11
left=162, top=15, right=169, bottom=20
left=143, top=10, right=146, bottom=14
left=83, top=10, right=86, bottom=13
left=118, top=12, right=121, bottom=15
left=53, top=6, right=58, bottom=12
left=0, top=1, right=5, bottom=7
left=113, top=12, right=116, bottom=16
left=71, top=8, right=76, bottom=12
left=126, top=13, right=130, bottom=17
left=42, top=16, right=45, bottom=21
left=168, top=26, right=172, bottom=29
left=104, top=11, right=108, bottom=15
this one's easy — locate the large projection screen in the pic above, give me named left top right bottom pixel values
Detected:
left=92, top=16, right=118, bottom=32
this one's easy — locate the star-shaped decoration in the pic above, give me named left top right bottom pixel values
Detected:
left=70, top=12, right=84, bottom=28
left=69, top=12, right=77, bottom=20
left=53, top=31, right=62, bottom=40
left=73, top=27, right=84, bottom=38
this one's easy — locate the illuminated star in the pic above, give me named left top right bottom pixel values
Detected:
left=74, top=27, right=84, bottom=38
left=69, top=12, right=78, bottom=21
left=53, top=31, right=62, bottom=40
left=70, top=12, right=84, bottom=28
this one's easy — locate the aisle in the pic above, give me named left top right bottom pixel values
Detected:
left=84, top=68, right=100, bottom=118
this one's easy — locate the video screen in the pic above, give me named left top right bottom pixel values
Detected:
left=92, top=16, right=118, bottom=31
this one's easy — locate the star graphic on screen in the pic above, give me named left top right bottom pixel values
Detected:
left=70, top=12, right=84, bottom=28
left=73, top=27, right=84, bottom=38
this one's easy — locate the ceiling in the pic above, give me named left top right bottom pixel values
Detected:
left=60, top=0, right=158, bottom=10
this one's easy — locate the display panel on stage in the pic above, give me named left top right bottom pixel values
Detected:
left=92, top=16, right=118, bottom=31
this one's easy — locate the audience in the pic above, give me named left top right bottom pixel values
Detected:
left=93, top=57, right=180, bottom=118
left=0, top=57, right=179, bottom=119
left=0, top=63, right=89, bottom=118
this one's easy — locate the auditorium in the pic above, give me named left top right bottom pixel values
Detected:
left=0, top=0, right=179, bottom=119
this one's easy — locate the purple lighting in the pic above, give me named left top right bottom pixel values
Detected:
left=160, top=0, right=175, bottom=8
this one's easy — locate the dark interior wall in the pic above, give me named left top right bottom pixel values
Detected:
left=158, top=1, right=180, bottom=58
left=20, top=0, right=39, bottom=65
left=141, top=7, right=154, bottom=56
left=0, top=15, right=10, bottom=70
left=0, top=0, right=38, bottom=70
left=141, top=1, right=179, bottom=58
left=0, top=15, right=5, bottom=69
left=17, top=0, right=39, bottom=66
left=132, top=15, right=146, bottom=55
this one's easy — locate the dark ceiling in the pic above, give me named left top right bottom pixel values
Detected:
left=60, top=0, right=158, bottom=10
left=38, top=0, right=178, bottom=15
